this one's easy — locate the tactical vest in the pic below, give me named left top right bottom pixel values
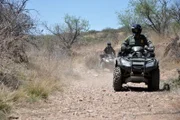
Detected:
left=128, top=35, right=147, bottom=47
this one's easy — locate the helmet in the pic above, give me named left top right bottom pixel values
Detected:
left=131, top=24, right=142, bottom=34
left=107, top=42, right=111, bottom=46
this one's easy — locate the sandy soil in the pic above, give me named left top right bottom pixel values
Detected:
left=14, top=43, right=180, bottom=120
left=14, top=67, right=180, bottom=120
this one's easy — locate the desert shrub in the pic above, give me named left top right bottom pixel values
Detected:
left=88, top=30, right=99, bottom=34
left=0, top=87, right=15, bottom=114
left=163, top=36, right=180, bottom=62
left=79, top=36, right=102, bottom=45
left=0, top=0, right=35, bottom=63
left=171, top=69, right=180, bottom=88
left=20, top=55, right=63, bottom=101
left=166, top=77, right=180, bottom=91
left=164, top=69, right=180, bottom=90
left=24, top=79, right=58, bottom=101
left=102, top=27, right=119, bottom=33
left=79, top=31, right=121, bottom=46
left=44, top=14, right=89, bottom=52
left=0, top=85, right=26, bottom=119
left=0, top=111, right=7, bottom=120
left=171, top=78, right=180, bottom=88
left=0, top=72, right=20, bottom=90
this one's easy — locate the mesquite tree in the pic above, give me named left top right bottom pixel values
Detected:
left=0, top=0, right=35, bottom=63
left=117, top=0, right=175, bottom=36
left=44, top=14, right=89, bottom=52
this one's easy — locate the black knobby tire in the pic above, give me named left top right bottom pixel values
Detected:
left=113, top=67, right=123, bottom=91
left=148, top=67, right=160, bottom=91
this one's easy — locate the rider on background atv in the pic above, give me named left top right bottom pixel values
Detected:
left=104, top=42, right=116, bottom=55
left=100, top=42, right=116, bottom=63
left=118, top=24, right=155, bottom=57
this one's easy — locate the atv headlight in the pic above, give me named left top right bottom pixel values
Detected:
left=146, top=60, right=154, bottom=67
left=121, top=58, right=131, bottom=67
left=105, top=59, right=110, bottom=62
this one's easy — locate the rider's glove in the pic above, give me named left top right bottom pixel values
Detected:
left=145, top=46, right=154, bottom=52
left=121, top=45, right=126, bottom=51
left=126, top=46, right=131, bottom=51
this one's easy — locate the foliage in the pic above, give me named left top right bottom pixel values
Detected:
left=133, top=0, right=171, bottom=35
left=0, top=0, right=35, bottom=63
left=117, top=0, right=180, bottom=36
left=170, top=0, right=180, bottom=25
left=44, top=14, right=89, bottom=51
left=102, top=27, right=118, bottom=33
left=169, top=1, right=180, bottom=34
left=88, top=30, right=99, bottom=34
left=117, top=9, right=144, bottom=33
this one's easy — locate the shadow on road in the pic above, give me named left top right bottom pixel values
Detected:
left=121, top=86, right=149, bottom=92
left=119, top=83, right=170, bottom=92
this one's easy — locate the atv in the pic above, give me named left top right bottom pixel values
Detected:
left=113, top=46, right=160, bottom=91
left=100, top=54, right=115, bottom=70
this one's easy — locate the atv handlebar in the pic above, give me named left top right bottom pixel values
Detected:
left=144, top=45, right=154, bottom=52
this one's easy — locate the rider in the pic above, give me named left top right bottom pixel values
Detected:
left=119, top=24, right=154, bottom=56
left=104, top=42, right=116, bottom=55
left=100, top=42, right=116, bottom=62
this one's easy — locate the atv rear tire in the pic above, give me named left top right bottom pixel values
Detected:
left=148, top=67, right=160, bottom=91
left=113, top=67, right=123, bottom=91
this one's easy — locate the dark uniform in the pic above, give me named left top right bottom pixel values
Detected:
left=104, top=46, right=116, bottom=55
left=100, top=43, right=116, bottom=63
left=122, top=34, right=153, bottom=48
left=119, top=24, right=155, bottom=57
left=119, top=34, right=154, bottom=57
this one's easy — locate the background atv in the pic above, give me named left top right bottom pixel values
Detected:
left=113, top=46, right=160, bottom=91
left=100, top=54, right=115, bottom=70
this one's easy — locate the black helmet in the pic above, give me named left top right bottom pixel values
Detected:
left=131, top=24, right=142, bottom=34
left=107, top=42, right=111, bottom=46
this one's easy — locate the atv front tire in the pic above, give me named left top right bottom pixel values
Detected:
left=113, top=67, right=123, bottom=91
left=148, top=67, right=160, bottom=91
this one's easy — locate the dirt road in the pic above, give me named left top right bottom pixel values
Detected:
left=16, top=67, right=180, bottom=120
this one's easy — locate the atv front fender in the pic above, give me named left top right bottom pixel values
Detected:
left=115, top=57, right=121, bottom=67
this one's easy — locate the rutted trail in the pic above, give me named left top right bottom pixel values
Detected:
left=15, top=44, right=180, bottom=120
left=16, top=67, right=180, bottom=120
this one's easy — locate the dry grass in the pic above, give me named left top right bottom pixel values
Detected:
left=77, top=43, right=103, bottom=70
left=148, top=32, right=164, bottom=45
left=0, top=64, right=62, bottom=116
left=21, top=52, right=66, bottom=102
left=0, top=111, right=7, bottom=120
left=0, top=85, right=26, bottom=119
left=0, top=30, right=178, bottom=118
left=0, top=88, right=12, bottom=114
left=171, top=77, right=180, bottom=89
left=24, top=78, right=59, bottom=102
left=0, top=49, right=75, bottom=116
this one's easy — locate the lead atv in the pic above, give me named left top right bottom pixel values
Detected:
left=113, top=46, right=160, bottom=91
